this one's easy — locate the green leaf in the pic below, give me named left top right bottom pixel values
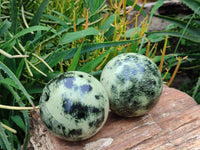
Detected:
left=79, top=49, right=111, bottom=73
left=69, top=39, right=141, bottom=60
left=10, top=0, right=18, bottom=34
left=1, top=81, right=30, bottom=150
left=0, top=78, right=19, bottom=89
left=43, top=14, right=69, bottom=28
left=153, top=14, right=200, bottom=36
left=0, top=75, right=30, bottom=150
left=46, top=39, right=141, bottom=69
left=0, top=26, right=56, bottom=48
left=149, top=0, right=163, bottom=23
left=0, top=123, right=11, bottom=150
left=21, top=110, right=30, bottom=150
left=85, top=0, right=105, bottom=13
left=138, top=0, right=163, bottom=53
left=193, top=19, right=200, bottom=26
left=30, top=0, right=49, bottom=26
left=11, top=116, right=26, bottom=131
left=47, top=49, right=71, bottom=69
left=22, top=0, right=49, bottom=44
left=147, top=33, right=165, bottom=43
left=69, top=41, right=84, bottom=71
left=153, top=53, right=199, bottom=67
left=104, top=26, right=115, bottom=39
left=193, top=76, right=200, bottom=99
left=122, top=27, right=141, bottom=38
left=0, top=20, right=11, bottom=37
left=180, top=0, right=200, bottom=16
left=27, top=88, right=43, bottom=94
left=100, top=14, right=115, bottom=33
left=40, top=27, right=70, bottom=45
left=60, top=27, right=100, bottom=45
left=52, top=10, right=71, bottom=23
left=16, top=58, right=25, bottom=79
left=16, top=26, right=56, bottom=38
left=148, top=31, right=200, bottom=43
left=0, top=61, right=34, bottom=106
left=84, top=0, right=105, bottom=24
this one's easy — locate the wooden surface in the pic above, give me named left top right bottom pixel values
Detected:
left=27, top=85, right=200, bottom=150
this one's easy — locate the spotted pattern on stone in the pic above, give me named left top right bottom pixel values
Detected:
left=100, top=53, right=163, bottom=117
left=39, top=71, right=109, bottom=141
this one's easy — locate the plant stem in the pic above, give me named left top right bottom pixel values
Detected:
left=126, top=0, right=138, bottom=14
left=0, top=49, right=28, bottom=59
left=32, top=53, right=54, bottom=72
left=85, top=9, right=89, bottom=29
left=0, top=104, right=39, bottom=110
left=162, top=68, right=170, bottom=80
left=145, top=37, right=150, bottom=57
left=159, top=35, right=168, bottom=73
left=21, top=5, right=34, bottom=34
left=126, top=0, right=146, bottom=25
left=174, top=8, right=198, bottom=54
left=1, top=122, right=17, bottom=134
left=168, top=56, right=188, bottom=87
left=96, top=53, right=110, bottom=70
left=25, top=58, right=33, bottom=77
left=27, top=60, right=47, bottom=77
left=192, top=76, right=200, bottom=99
left=73, top=9, right=77, bottom=32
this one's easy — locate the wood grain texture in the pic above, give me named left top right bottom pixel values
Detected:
left=27, top=85, right=200, bottom=150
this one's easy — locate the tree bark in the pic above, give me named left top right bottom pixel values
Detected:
left=27, top=85, right=200, bottom=150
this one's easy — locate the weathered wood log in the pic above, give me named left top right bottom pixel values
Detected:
left=27, top=85, right=200, bottom=150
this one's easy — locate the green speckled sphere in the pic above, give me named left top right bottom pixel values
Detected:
left=100, top=53, right=163, bottom=117
left=39, top=71, right=109, bottom=141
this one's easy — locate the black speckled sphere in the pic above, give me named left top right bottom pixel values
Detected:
left=39, top=71, right=109, bottom=141
left=100, top=53, right=163, bottom=117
